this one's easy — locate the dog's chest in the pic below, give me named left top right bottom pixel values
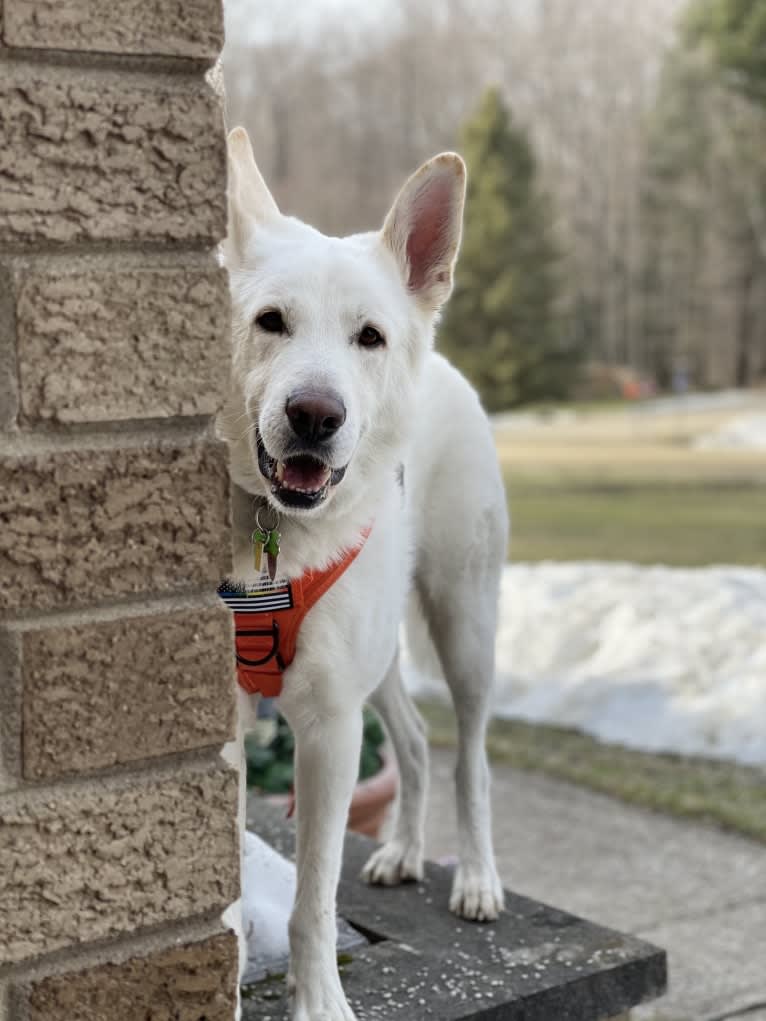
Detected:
left=287, top=524, right=410, bottom=699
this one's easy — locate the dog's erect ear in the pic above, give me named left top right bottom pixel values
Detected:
left=226, top=126, right=279, bottom=258
left=381, top=153, right=466, bottom=310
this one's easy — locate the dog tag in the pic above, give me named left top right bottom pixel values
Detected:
left=251, top=527, right=268, bottom=573
left=264, top=528, right=281, bottom=581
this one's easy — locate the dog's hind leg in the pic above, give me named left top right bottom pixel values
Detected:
left=362, top=652, right=429, bottom=885
left=421, top=577, right=505, bottom=922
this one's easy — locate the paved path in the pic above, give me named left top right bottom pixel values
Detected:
left=423, top=747, right=766, bottom=1021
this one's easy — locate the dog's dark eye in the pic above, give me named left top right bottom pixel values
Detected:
left=358, top=325, right=385, bottom=348
left=255, top=309, right=286, bottom=334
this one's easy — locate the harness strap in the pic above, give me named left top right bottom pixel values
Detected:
left=227, top=527, right=371, bottom=697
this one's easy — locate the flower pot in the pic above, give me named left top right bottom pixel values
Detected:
left=347, top=745, right=398, bottom=838
left=262, top=746, right=398, bottom=840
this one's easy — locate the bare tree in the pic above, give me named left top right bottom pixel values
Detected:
left=221, top=0, right=765, bottom=390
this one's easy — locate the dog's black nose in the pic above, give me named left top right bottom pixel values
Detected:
left=285, top=390, right=346, bottom=443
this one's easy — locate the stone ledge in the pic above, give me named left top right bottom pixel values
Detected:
left=0, top=762, right=239, bottom=965
left=0, top=63, right=226, bottom=245
left=2, top=0, right=223, bottom=62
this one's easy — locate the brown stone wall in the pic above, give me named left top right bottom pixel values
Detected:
left=1, top=765, right=238, bottom=964
left=18, top=604, right=235, bottom=779
left=0, top=2, right=237, bottom=1016
left=20, top=932, right=239, bottom=1021
left=0, top=66, right=226, bottom=246
left=4, top=0, right=224, bottom=59
left=0, top=438, right=231, bottom=613
left=13, top=258, right=230, bottom=424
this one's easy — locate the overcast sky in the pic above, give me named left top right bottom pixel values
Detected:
left=224, top=0, right=397, bottom=48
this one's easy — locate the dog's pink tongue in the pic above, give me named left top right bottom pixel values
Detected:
left=282, top=459, right=330, bottom=492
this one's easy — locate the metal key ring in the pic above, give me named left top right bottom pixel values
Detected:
left=255, top=503, right=280, bottom=533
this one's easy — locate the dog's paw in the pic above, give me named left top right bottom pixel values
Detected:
left=361, top=839, right=424, bottom=886
left=449, top=862, right=505, bottom=922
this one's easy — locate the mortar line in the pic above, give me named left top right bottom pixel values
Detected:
left=0, top=415, right=222, bottom=456
left=1, top=586, right=227, bottom=630
left=0, top=46, right=217, bottom=77
left=0, top=742, right=236, bottom=806
left=2, top=246, right=221, bottom=269
left=0, top=908, right=233, bottom=986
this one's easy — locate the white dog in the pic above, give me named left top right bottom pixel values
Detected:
left=219, top=126, right=508, bottom=1021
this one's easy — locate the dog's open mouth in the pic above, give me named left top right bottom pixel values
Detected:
left=257, top=431, right=347, bottom=510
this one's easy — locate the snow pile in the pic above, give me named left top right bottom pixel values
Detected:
left=242, top=831, right=295, bottom=974
left=241, top=832, right=365, bottom=983
left=694, top=413, right=766, bottom=450
left=405, top=563, right=766, bottom=765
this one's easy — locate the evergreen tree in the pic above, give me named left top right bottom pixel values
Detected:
left=438, top=88, right=573, bottom=411
left=687, top=0, right=766, bottom=104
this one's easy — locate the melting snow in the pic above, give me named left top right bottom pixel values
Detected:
left=405, top=563, right=766, bottom=765
left=694, top=413, right=766, bottom=449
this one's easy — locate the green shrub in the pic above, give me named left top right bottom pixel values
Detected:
left=245, top=707, right=386, bottom=794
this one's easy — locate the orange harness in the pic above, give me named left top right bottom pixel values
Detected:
left=219, top=529, right=371, bottom=697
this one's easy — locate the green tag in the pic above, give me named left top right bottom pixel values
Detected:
left=252, top=527, right=268, bottom=572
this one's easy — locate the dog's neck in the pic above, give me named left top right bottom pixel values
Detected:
left=230, top=469, right=397, bottom=582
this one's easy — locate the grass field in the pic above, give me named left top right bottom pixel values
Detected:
left=417, top=700, right=766, bottom=845
left=495, top=397, right=766, bottom=565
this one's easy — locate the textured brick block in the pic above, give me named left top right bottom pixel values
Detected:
left=21, top=931, right=238, bottom=1021
left=14, top=262, right=230, bottom=424
left=19, top=604, right=235, bottom=780
left=0, top=436, right=231, bottom=614
left=0, top=64, right=226, bottom=245
left=0, top=764, right=239, bottom=964
left=3, top=0, right=224, bottom=61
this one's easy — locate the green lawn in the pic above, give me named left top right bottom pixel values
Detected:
left=506, top=478, right=766, bottom=565
left=434, top=403, right=766, bottom=845
left=418, top=701, right=766, bottom=845
left=495, top=401, right=766, bottom=566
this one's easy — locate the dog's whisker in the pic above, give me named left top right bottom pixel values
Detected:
left=234, top=421, right=258, bottom=443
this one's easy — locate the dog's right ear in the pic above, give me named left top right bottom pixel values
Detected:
left=381, top=153, right=466, bottom=311
left=225, top=126, right=279, bottom=260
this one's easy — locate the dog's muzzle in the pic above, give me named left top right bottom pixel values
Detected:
left=256, top=430, right=348, bottom=511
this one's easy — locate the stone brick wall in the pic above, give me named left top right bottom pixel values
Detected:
left=0, top=3, right=238, bottom=1018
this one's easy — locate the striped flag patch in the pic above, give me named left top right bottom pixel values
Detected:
left=217, top=575, right=294, bottom=613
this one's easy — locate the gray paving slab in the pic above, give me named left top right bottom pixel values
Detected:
left=244, top=799, right=665, bottom=1020
left=424, top=750, right=765, bottom=934
left=633, top=900, right=766, bottom=1021
left=423, top=747, right=766, bottom=1021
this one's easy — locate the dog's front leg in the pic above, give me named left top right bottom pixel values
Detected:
left=281, top=696, right=363, bottom=1021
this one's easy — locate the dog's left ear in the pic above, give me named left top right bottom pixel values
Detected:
left=381, top=153, right=466, bottom=311
left=225, top=126, right=280, bottom=261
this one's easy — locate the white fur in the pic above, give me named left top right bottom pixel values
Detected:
left=219, top=127, right=508, bottom=1021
